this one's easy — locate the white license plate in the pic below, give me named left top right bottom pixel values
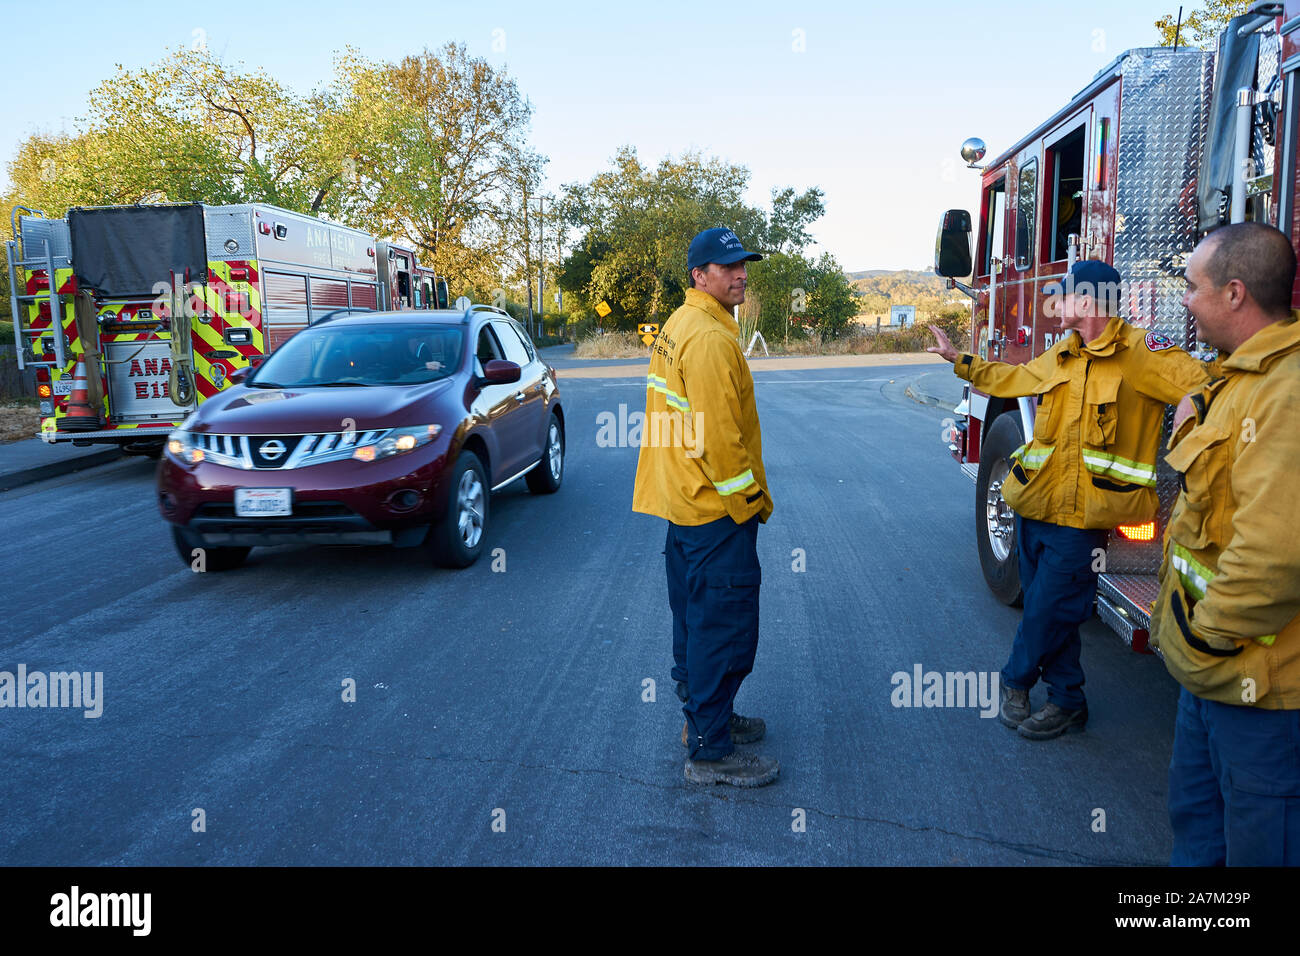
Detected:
left=52, top=379, right=72, bottom=396
left=234, top=488, right=292, bottom=517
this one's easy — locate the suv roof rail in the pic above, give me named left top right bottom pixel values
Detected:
left=313, top=307, right=377, bottom=325
left=463, top=304, right=511, bottom=323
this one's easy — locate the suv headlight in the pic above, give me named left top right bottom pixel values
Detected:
left=167, top=429, right=204, bottom=464
left=352, top=424, right=442, bottom=462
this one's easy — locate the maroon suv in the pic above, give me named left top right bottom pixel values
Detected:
left=157, top=306, right=564, bottom=570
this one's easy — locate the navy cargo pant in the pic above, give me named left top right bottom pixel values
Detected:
left=666, top=514, right=761, bottom=761
left=1003, top=515, right=1107, bottom=711
left=1168, top=687, right=1300, bottom=865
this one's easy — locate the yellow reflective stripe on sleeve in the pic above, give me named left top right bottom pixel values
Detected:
left=1171, top=542, right=1213, bottom=601
left=646, top=374, right=691, bottom=413
left=713, top=469, right=756, bottom=496
left=1082, top=451, right=1157, bottom=486
left=1012, top=444, right=1054, bottom=469
left=1171, top=544, right=1273, bottom=646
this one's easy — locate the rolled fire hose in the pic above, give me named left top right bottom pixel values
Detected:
left=167, top=276, right=196, bottom=408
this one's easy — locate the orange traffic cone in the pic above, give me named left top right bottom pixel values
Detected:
left=62, top=355, right=102, bottom=432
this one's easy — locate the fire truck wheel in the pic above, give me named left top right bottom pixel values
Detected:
left=975, top=412, right=1024, bottom=607
left=123, top=441, right=164, bottom=460
left=171, top=526, right=250, bottom=572
left=525, top=412, right=564, bottom=494
left=425, top=450, right=488, bottom=568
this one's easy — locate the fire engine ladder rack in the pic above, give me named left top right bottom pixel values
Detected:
left=6, top=223, right=70, bottom=373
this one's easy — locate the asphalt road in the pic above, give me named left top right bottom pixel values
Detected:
left=0, top=363, right=1181, bottom=865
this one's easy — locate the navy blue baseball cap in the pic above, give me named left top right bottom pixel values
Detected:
left=1044, top=259, right=1122, bottom=297
left=687, top=227, right=763, bottom=272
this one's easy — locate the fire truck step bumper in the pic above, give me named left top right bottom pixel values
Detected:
left=1096, top=574, right=1159, bottom=658
left=42, top=428, right=172, bottom=442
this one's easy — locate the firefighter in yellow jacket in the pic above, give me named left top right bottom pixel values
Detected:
left=632, top=227, right=778, bottom=788
left=1153, top=222, right=1300, bottom=866
left=929, top=259, right=1210, bottom=739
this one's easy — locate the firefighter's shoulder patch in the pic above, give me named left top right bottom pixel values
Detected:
left=1145, top=331, right=1174, bottom=352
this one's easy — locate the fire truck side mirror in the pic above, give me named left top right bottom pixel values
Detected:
left=436, top=279, right=449, bottom=310
left=935, top=209, right=973, bottom=278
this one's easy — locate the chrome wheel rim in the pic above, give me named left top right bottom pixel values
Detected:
left=985, top=459, right=1016, bottom=563
left=547, top=423, right=562, bottom=479
left=457, top=469, right=485, bottom=549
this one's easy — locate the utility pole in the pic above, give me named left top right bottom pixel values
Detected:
left=523, top=182, right=534, bottom=328
left=537, top=195, right=546, bottom=339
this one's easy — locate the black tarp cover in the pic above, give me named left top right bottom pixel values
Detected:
left=68, top=204, right=207, bottom=297
left=1197, top=16, right=1261, bottom=233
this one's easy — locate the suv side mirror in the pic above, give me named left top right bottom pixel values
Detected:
left=482, top=359, right=521, bottom=385
left=229, top=366, right=253, bottom=386
left=935, top=209, right=973, bottom=278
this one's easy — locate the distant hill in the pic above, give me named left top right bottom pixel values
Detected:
left=844, top=269, right=900, bottom=281
left=847, top=269, right=969, bottom=319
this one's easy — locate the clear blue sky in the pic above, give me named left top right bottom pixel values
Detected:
left=1, top=0, right=1185, bottom=271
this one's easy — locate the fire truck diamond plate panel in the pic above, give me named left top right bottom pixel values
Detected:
left=204, top=207, right=257, bottom=262
left=19, top=216, right=71, bottom=261
left=1109, top=49, right=1214, bottom=576
left=1113, top=49, right=1214, bottom=337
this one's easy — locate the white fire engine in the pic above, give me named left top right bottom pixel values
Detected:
left=4, top=202, right=450, bottom=454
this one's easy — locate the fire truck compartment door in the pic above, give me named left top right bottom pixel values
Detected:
left=105, top=341, right=195, bottom=422
left=69, top=204, right=207, bottom=298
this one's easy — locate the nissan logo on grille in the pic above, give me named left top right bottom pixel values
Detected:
left=259, top=440, right=287, bottom=461
left=248, top=436, right=299, bottom=468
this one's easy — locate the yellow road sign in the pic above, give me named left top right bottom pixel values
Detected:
left=638, top=323, right=659, bottom=336
left=595, top=300, right=612, bottom=318
left=641, top=334, right=655, bottom=346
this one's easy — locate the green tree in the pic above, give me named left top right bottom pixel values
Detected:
left=324, top=44, right=546, bottom=296
left=2, top=44, right=548, bottom=302
left=745, top=251, right=808, bottom=343
left=558, top=148, right=831, bottom=328
left=1155, top=1, right=1256, bottom=48
left=766, top=186, right=825, bottom=254
left=804, top=254, right=860, bottom=340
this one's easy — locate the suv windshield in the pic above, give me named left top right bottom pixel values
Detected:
left=253, top=324, right=464, bottom=387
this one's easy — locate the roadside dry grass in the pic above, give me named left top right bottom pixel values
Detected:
left=574, top=326, right=943, bottom=359
left=0, top=400, right=40, bottom=443
left=574, top=332, right=649, bottom=359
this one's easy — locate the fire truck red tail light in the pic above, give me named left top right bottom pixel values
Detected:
left=1116, top=521, right=1156, bottom=542
left=38, top=384, right=51, bottom=398
left=258, top=222, right=272, bottom=235
left=1016, top=327, right=1029, bottom=347
left=228, top=268, right=248, bottom=281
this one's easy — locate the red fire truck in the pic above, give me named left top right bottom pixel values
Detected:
left=4, top=202, right=449, bottom=454
left=935, top=1, right=1296, bottom=650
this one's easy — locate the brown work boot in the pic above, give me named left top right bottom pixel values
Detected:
left=1018, top=702, right=1088, bottom=740
left=684, top=750, right=780, bottom=787
left=999, top=685, right=1030, bottom=729
left=681, top=713, right=767, bottom=747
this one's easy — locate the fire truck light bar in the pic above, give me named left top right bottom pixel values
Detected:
left=1116, top=521, right=1155, bottom=542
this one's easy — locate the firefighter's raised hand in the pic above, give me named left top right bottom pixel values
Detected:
left=1173, top=393, right=1197, bottom=431
left=927, top=326, right=960, bottom=363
